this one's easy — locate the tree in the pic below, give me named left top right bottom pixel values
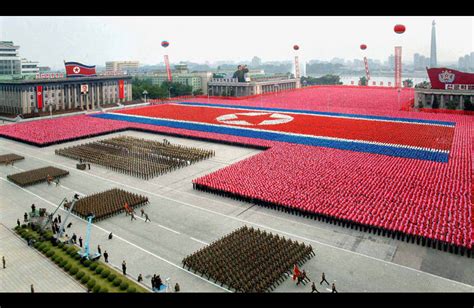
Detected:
left=192, top=89, right=204, bottom=96
left=301, top=75, right=342, bottom=86
left=403, top=79, right=413, bottom=87
left=358, top=76, right=368, bottom=86
left=464, top=96, right=474, bottom=111
left=415, top=81, right=431, bottom=89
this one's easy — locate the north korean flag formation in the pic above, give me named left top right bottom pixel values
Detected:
left=0, top=85, right=472, bottom=254
left=64, top=61, right=97, bottom=77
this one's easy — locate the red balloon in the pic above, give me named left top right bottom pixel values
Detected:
left=161, top=41, right=169, bottom=48
left=293, top=45, right=299, bottom=51
left=360, top=44, right=367, bottom=50
left=394, top=24, right=406, bottom=34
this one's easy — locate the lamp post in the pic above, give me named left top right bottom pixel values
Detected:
left=142, top=90, right=148, bottom=103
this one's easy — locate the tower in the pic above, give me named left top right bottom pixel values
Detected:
left=430, top=20, right=438, bottom=68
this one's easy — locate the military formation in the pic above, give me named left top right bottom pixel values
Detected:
left=0, top=153, right=24, bottom=165
left=55, top=136, right=214, bottom=180
left=182, top=226, right=315, bottom=293
left=64, top=188, right=149, bottom=222
left=7, top=166, right=69, bottom=187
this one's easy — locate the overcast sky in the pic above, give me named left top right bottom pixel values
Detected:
left=0, top=16, right=472, bottom=69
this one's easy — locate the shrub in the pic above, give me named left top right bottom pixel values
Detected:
left=87, top=279, right=96, bottom=289
left=70, top=266, right=79, bottom=275
left=76, top=271, right=85, bottom=280
left=83, top=260, right=92, bottom=267
left=93, top=285, right=101, bottom=293
left=100, top=287, right=109, bottom=293
left=120, top=281, right=129, bottom=291
left=107, top=273, right=116, bottom=282
left=95, top=266, right=103, bottom=275
left=101, top=269, right=110, bottom=279
left=67, top=247, right=76, bottom=255
left=55, top=257, right=63, bottom=264
left=60, top=260, right=68, bottom=268
left=89, top=263, right=98, bottom=271
left=58, top=242, right=64, bottom=249
left=21, top=224, right=27, bottom=228
left=64, top=263, right=72, bottom=271
left=46, top=250, right=55, bottom=258
left=33, top=242, right=41, bottom=249
left=126, top=286, right=137, bottom=293
left=81, top=275, right=90, bottom=284
left=74, top=254, right=81, bottom=260
left=113, top=278, right=122, bottom=287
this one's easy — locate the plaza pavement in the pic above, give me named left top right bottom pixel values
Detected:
left=0, top=130, right=472, bottom=293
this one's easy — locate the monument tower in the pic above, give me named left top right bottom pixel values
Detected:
left=430, top=20, right=438, bottom=68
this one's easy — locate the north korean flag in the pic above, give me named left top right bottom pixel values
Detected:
left=65, top=61, right=97, bottom=77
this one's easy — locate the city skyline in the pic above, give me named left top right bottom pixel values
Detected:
left=0, top=16, right=472, bottom=70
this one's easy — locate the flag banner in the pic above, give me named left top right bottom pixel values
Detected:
left=36, top=86, right=43, bottom=109
left=394, top=46, right=402, bottom=88
left=164, top=55, right=172, bottom=82
left=119, top=80, right=125, bottom=99
left=427, top=67, right=474, bottom=90
left=363, top=57, right=370, bottom=82
left=65, top=61, right=97, bottom=77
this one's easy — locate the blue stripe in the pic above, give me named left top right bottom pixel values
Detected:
left=177, top=102, right=456, bottom=127
left=65, top=62, right=96, bottom=69
left=90, top=113, right=449, bottom=163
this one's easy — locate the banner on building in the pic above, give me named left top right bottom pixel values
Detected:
left=394, top=46, right=402, bottom=88
left=118, top=80, right=125, bottom=99
left=81, top=84, right=89, bottom=94
left=427, top=67, right=474, bottom=90
left=65, top=61, right=97, bottom=77
left=36, top=86, right=43, bottom=109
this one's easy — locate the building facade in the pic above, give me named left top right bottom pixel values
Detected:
left=21, top=58, right=40, bottom=76
left=105, top=61, right=140, bottom=73
left=140, top=69, right=213, bottom=94
left=0, top=41, right=21, bottom=76
left=414, top=88, right=474, bottom=110
left=208, top=76, right=299, bottom=97
left=0, top=75, right=132, bottom=115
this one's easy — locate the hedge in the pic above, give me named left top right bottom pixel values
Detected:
left=74, top=254, right=81, bottom=260
left=107, top=273, right=116, bottom=282
left=127, top=286, right=136, bottom=293
left=90, top=263, right=98, bottom=271
left=81, top=275, right=90, bottom=284
left=83, top=260, right=92, bottom=267
left=64, top=263, right=72, bottom=271
left=46, top=250, right=55, bottom=258
left=95, top=266, right=103, bottom=275
left=60, top=260, right=68, bottom=268
left=120, top=282, right=129, bottom=291
left=87, top=279, right=96, bottom=289
left=70, top=266, right=79, bottom=275
left=113, top=278, right=122, bottom=287
left=101, top=269, right=110, bottom=279
left=100, top=287, right=109, bottom=293
left=76, top=271, right=85, bottom=280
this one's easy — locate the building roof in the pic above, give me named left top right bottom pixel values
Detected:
left=0, top=75, right=132, bottom=85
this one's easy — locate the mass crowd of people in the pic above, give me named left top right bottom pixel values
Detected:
left=182, top=226, right=315, bottom=292
left=55, top=136, right=214, bottom=180
left=7, top=166, right=69, bottom=187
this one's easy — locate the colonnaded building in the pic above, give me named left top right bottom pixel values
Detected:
left=0, top=75, right=132, bottom=115
left=208, top=75, right=299, bottom=97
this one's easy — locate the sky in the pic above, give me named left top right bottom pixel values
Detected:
left=0, top=16, right=473, bottom=70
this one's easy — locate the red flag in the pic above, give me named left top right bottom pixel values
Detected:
left=65, top=62, right=97, bottom=77
left=292, top=264, right=301, bottom=280
left=119, top=80, right=125, bottom=99
left=427, top=67, right=474, bottom=90
left=36, top=86, right=43, bottom=109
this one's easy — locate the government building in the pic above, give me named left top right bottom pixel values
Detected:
left=0, top=75, right=132, bottom=115
left=208, top=75, right=299, bottom=97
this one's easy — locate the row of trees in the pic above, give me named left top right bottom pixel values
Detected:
left=301, top=75, right=343, bottom=86
left=132, top=78, right=202, bottom=100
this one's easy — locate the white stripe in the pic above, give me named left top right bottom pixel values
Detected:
left=190, top=237, right=209, bottom=245
left=172, top=103, right=456, bottom=128
left=0, top=142, right=471, bottom=290
left=110, top=112, right=450, bottom=154
left=0, top=177, right=231, bottom=293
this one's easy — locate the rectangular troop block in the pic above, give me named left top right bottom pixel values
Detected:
left=55, top=135, right=214, bottom=180
left=64, top=188, right=149, bottom=222
left=0, top=153, right=24, bottom=165
left=182, top=226, right=314, bottom=293
left=7, top=166, right=69, bottom=187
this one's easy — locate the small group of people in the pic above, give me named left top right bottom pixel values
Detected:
left=46, top=174, right=60, bottom=186
left=151, top=274, right=163, bottom=291
left=124, top=203, right=150, bottom=222
left=293, top=265, right=338, bottom=293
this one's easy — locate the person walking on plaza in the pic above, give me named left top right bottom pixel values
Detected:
left=24, top=212, right=28, bottom=222
left=17, top=218, right=20, bottom=227
left=2, top=256, right=5, bottom=269
left=311, top=282, right=319, bottom=293
left=108, top=232, right=113, bottom=240
left=151, top=274, right=156, bottom=290
left=138, top=274, right=143, bottom=283
left=174, top=283, right=180, bottom=292
left=332, top=283, right=338, bottom=293
left=103, top=251, right=109, bottom=263
left=71, top=233, right=77, bottom=244
left=31, top=204, right=36, bottom=213
left=79, top=236, right=83, bottom=248
left=130, top=212, right=137, bottom=221
left=58, top=214, right=62, bottom=224
left=31, top=284, right=35, bottom=293
left=320, top=272, right=329, bottom=286
left=97, top=245, right=101, bottom=255
left=301, top=270, right=310, bottom=283
left=140, top=208, right=145, bottom=217
left=122, top=260, right=127, bottom=276
left=144, top=213, right=151, bottom=222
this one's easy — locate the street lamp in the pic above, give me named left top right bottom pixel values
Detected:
left=142, top=90, right=148, bottom=103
